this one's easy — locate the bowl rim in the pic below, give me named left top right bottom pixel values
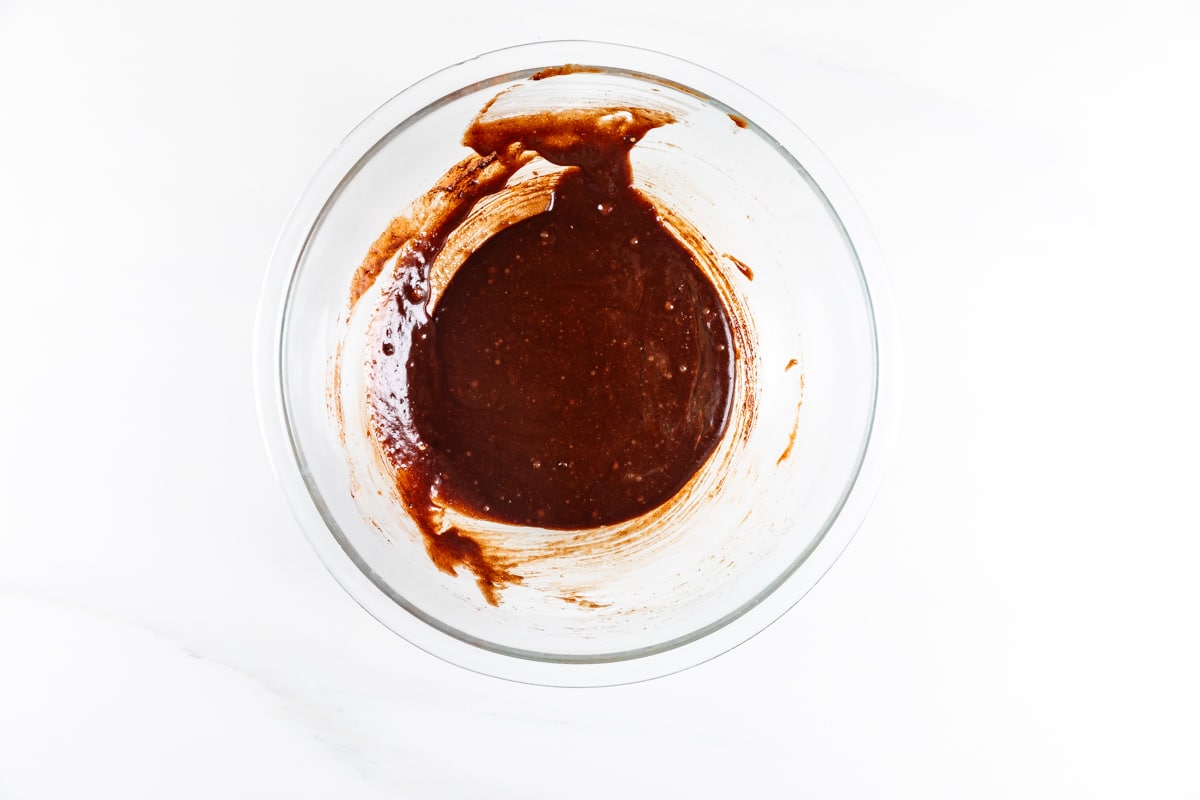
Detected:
left=253, top=39, right=901, bottom=687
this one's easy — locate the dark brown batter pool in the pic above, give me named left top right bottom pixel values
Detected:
left=345, top=88, right=738, bottom=603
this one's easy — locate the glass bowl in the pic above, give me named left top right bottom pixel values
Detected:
left=254, top=40, right=897, bottom=686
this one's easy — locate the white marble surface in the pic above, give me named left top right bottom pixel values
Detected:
left=2, top=1, right=1198, bottom=796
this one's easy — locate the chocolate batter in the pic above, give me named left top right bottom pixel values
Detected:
left=355, top=96, right=737, bottom=603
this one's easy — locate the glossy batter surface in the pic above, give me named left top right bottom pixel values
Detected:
left=405, top=166, right=734, bottom=527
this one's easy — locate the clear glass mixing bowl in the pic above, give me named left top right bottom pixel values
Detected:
left=254, top=40, right=898, bottom=686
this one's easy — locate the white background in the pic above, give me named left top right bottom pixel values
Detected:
left=2, top=1, right=1198, bottom=797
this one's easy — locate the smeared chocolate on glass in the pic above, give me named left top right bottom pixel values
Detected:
left=344, top=83, right=737, bottom=605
